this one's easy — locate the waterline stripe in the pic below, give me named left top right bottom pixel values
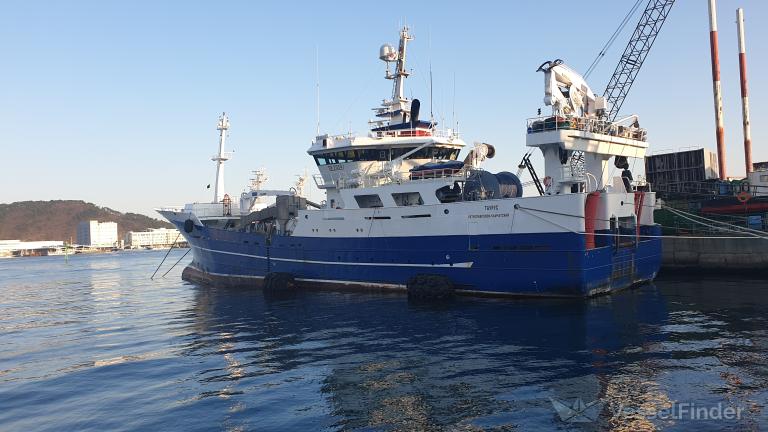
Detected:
left=194, top=246, right=474, bottom=268
left=203, top=270, right=406, bottom=290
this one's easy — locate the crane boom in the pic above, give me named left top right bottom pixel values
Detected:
left=603, top=0, right=675, bottom=121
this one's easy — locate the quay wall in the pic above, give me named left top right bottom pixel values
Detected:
left=662, top=237, right=768, bottom=271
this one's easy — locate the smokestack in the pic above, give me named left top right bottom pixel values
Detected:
left=737, top=8, right=753, bottom=174
left=708, top=0, right=727, bottom=179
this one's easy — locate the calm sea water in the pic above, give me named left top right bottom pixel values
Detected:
left=1, top=251, right=766, bottom=431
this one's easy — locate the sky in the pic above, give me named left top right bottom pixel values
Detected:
left=2, top=0, right=767, bottom=217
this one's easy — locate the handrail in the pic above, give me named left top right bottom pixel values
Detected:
left=369, top=127, right=458, bottom=140
left=526, top=115, right=647, bottom=142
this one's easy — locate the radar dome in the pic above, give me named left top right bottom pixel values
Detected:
left=379, top=44, right=397, bottom=62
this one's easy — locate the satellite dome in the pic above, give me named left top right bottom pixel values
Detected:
left=379, top=44, right=397, bottom=62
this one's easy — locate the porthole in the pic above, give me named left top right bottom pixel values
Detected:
left=444, top=209, right=449, bottom=214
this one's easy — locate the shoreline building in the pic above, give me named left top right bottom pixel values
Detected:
left=0, top=240, right=66, bottom=257
left=77, top=220, right=118, bottom=247
left=125, top=228, right=183, bottom=249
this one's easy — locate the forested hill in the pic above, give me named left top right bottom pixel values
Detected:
left=0, top=200, right=172, bottom=242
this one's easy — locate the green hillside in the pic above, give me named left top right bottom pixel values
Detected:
left=0, top=200, right=171, bottom=242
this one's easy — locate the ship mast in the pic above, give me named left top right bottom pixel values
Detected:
left=389, top=26, right=412, bottom=104
left=212, top=112, right=230, bottom=203
left=375, top=26, right=413, bottom=127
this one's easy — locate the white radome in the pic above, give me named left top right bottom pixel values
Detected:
left=379, top=44, right=397, bottom=62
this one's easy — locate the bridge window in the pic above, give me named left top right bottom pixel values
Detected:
left=392, top=192, right=423, bottom=206
left=391, top=147, right=460, bottom=160
left=314, top=147, right=459, bottom=166
left=314, top=149, right=391, bottom=165
left=354, top=194, right=384, bottom=208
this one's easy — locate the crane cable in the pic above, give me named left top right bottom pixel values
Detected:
left=584, top=0, right=645, bottom=79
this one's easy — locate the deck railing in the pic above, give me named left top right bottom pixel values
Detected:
left=369, top=128, right=458, bottom=140
left=526, top=115, right=647, bottom=142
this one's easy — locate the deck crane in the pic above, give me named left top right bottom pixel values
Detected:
left=524, top=0, right=676, bottom=196
left=539, top=0, right=676, bottom=122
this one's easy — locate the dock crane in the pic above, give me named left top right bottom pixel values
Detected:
left=602, top=0, right=676, bottom=121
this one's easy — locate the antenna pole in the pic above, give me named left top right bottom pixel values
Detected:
left=452, top=73, right=456, bottom=133
left=315, top=46, right=321, bottom=136
left=212, top=112, right=230, bottom=203
left=429, top=29, right=433, bottom=123
left=429, top=67, right=434, bottom=123
left=393, top=26, right=412, bottom=103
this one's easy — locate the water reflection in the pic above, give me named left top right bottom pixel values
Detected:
left=2, top=252, right=765, bottom=431
left=185, top=283, right=699, bottom=430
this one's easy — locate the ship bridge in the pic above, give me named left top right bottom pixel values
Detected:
left=308, top=130, right=464, bottom=191
left=307, top=25, right=467, bottom=208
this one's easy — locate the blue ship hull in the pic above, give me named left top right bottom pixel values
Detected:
left=173, top=220, right=662, bottom=297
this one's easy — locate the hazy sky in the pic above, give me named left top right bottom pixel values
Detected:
left=2, top=0, right=766, bottom=217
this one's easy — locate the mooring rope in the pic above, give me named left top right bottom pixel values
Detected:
left=160, top=248, right=191, bottom=278
left=515, top=204, right=768, bottom=241
left=150, top=232, right=181, bottom=280
left=663, top=206, right=768, bottom=238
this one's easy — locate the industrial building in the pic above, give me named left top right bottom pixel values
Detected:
left=645, top=148, right=719, bottom=197
left=0, top=240, right=65, bottom=257
left=645, top=148, right=719, bottom=189
left=77, top=220, right=118, bottom=247
left=125, top=228, right=183, bottom=249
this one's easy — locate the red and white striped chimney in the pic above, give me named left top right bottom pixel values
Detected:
left=736, top=8, right=753, bottom=174
left=708, top=0, right=727, bottom=179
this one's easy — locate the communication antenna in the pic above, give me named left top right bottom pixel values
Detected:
left=212, top=112, right=230, bottom=203
left=452, top=73, right=457, bottom=133
left=429, top=28, right=434, bottom=123
left=315, top=46, right=321, bottom=136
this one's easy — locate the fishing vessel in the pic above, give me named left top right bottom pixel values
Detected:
left=158, top=27, right=662, bottom=297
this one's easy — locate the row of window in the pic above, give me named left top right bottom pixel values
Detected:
left=354, top=192, right=425, bottom=208
left=314, top=147, right=460, bottom=165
